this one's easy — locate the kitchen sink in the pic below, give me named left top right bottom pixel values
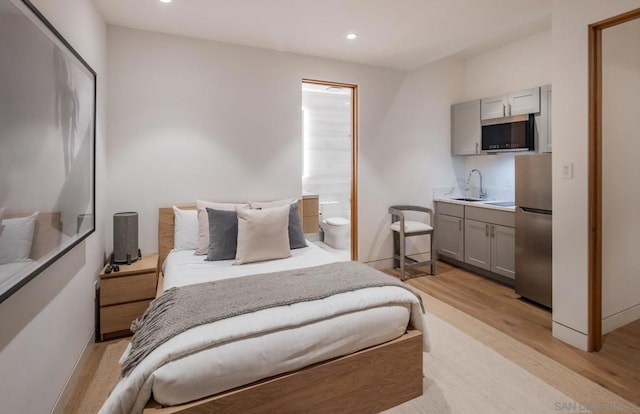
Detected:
left=450, top=197, right=485, bottom=202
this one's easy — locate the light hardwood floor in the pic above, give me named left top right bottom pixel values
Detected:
left=385, top=261, right=640, bottom=406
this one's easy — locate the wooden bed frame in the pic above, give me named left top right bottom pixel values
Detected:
left=144, top=206, right=424, bottom=413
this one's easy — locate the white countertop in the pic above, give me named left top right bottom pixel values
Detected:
left=434, top=197, right=516, bottom=212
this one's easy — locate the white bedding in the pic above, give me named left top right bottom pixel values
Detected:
left=162, top=241, right=343, bottom=290
left=100, top=244, right=429, bottom=414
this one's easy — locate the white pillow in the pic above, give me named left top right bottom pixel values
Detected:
left=172, top=206, right=198, bottom=251
left=195, top=200, right=248, bottom=255
left=234, top=205, right=291, bottom=265
left=0, top=212, right=39, bottom=265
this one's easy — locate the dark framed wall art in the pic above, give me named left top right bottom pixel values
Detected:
left=0, top=0, right=96, bottom=303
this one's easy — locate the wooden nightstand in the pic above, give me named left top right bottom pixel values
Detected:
left=98, top=252, right=159, bottom=341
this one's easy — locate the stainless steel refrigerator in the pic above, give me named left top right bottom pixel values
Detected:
left=515, top=153, right=552, bottom=308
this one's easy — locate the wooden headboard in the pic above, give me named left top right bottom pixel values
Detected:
left=158, top=205, right=195, bottom=271
left=158, top=202, right=304, bottom=270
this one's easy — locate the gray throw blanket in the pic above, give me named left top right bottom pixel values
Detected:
left=122, top=261, right=423, bottom=376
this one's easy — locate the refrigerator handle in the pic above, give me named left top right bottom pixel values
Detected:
left=519, top=206, right=552, bottom=215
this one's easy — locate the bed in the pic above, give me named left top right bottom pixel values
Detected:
left=100, top=205, right=428, bottom=414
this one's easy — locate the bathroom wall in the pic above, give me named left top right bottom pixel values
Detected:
left=302, top=85, right=352, bottom=219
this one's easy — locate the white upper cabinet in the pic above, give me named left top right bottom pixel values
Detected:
left=451, top=99, right=481, bottom=155
left=480, top=95, right=508, bottom=119
left=535, top=84, right=552, bottom=153
left=481, top=87, right=540, bottom=120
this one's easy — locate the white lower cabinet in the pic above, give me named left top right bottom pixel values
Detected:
left=435, top=201, right=465, bottom=262
left=464, top=219, right=491, bottom=270
left=435, top=202, right=515, bottom=281
left=464, top=219, right=515, bottom=279
left=436, top=213, right=464, bottom=261
left=490, top=224, right=515, bottom=279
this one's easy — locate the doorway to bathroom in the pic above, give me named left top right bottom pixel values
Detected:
left=301, top=79, right=358, bottom=261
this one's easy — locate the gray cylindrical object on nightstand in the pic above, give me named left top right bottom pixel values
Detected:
left=113, top=212, right=140, bottom=264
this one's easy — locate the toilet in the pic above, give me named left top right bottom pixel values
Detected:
left=319, top=201, right=350, bottom=249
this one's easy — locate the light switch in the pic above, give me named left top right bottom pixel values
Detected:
left=561, top=161, right=573, bottom=179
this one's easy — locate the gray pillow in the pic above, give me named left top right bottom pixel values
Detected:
left=205, top=208, right=238, bottom=261
left=288, top=202, right=307, bottom=249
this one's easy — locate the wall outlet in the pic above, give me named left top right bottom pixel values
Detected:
left=561, top=161, right=574, bottom=179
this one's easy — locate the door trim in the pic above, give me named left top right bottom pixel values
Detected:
left=302, top=78, right=359, bottom=261
left=588, top=7, right=640, bottom=352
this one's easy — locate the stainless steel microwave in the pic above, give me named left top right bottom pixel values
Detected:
left=481, top=114, right=534, bottom=153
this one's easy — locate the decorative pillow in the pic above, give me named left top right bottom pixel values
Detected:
left=205, top=208, right=239, bottom=261
left=172, top=206, right=198, bottom=251
left=234, top=204, right=291, bottom=265
left=249, top=199, right=307, bottom=250
left=0, top=211, right=39, bottom=265
left=195, top=200, right=247, bottom=255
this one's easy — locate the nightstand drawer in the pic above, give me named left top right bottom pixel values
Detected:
left=100, top=300, right=151, bottom=335
left=101, top=272, right=156, bottom=306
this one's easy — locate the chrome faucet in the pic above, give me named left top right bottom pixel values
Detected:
left=466, top=169, right=486, bottom=199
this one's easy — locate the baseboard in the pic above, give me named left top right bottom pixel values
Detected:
left=364, top=251, right=432, bottom=271
left=438, top=256, right=514, bottom=287
left=552, top=321, right=588, bottom=351
left=364, top=258, right=394, bottom=270
left=51, top=330, right=95, bottom=414
left=602, top=302, right=640, bottom=334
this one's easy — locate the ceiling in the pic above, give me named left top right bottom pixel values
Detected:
left=95, top=0, right=552, bottom=71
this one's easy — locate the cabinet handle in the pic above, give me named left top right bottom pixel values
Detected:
left=491, top=225, right=495, bottom=238
left=502, top=104, right=506, bottom=117
left=459, top=220, right=462, bottom=231
left=475, top=142, right=479, bottom=154
left=485, top=224, right=489, bottom=237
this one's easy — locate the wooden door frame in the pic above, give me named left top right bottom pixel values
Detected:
left=588, top=7, right=640, bottom=352
left=302, top=78, right=359, bottom=261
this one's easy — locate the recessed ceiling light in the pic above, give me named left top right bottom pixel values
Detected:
left=159, top=0, right=171, bottom=3
left=346, top=33, right=358, bottom=40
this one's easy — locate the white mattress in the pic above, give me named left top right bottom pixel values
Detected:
left=101, top=244, right=428, bottom=414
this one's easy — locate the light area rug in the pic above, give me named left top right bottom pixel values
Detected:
left=392, top=291, right=640, bottom=414
left=74, top=294, right=640, bottom=414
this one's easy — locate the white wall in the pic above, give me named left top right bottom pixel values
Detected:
left=462, top=30, right=552, bottom=100
left=107, top=26, right=413, bottom=264
left=552, top=0, right=640, bottom=350
left=363, top=57, right=466, bottom=264
left=601, top=19, right=640, bottom=333
left=452, top=29, right=552, bottom=201
left=0, top=0, right=106, bottom=413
